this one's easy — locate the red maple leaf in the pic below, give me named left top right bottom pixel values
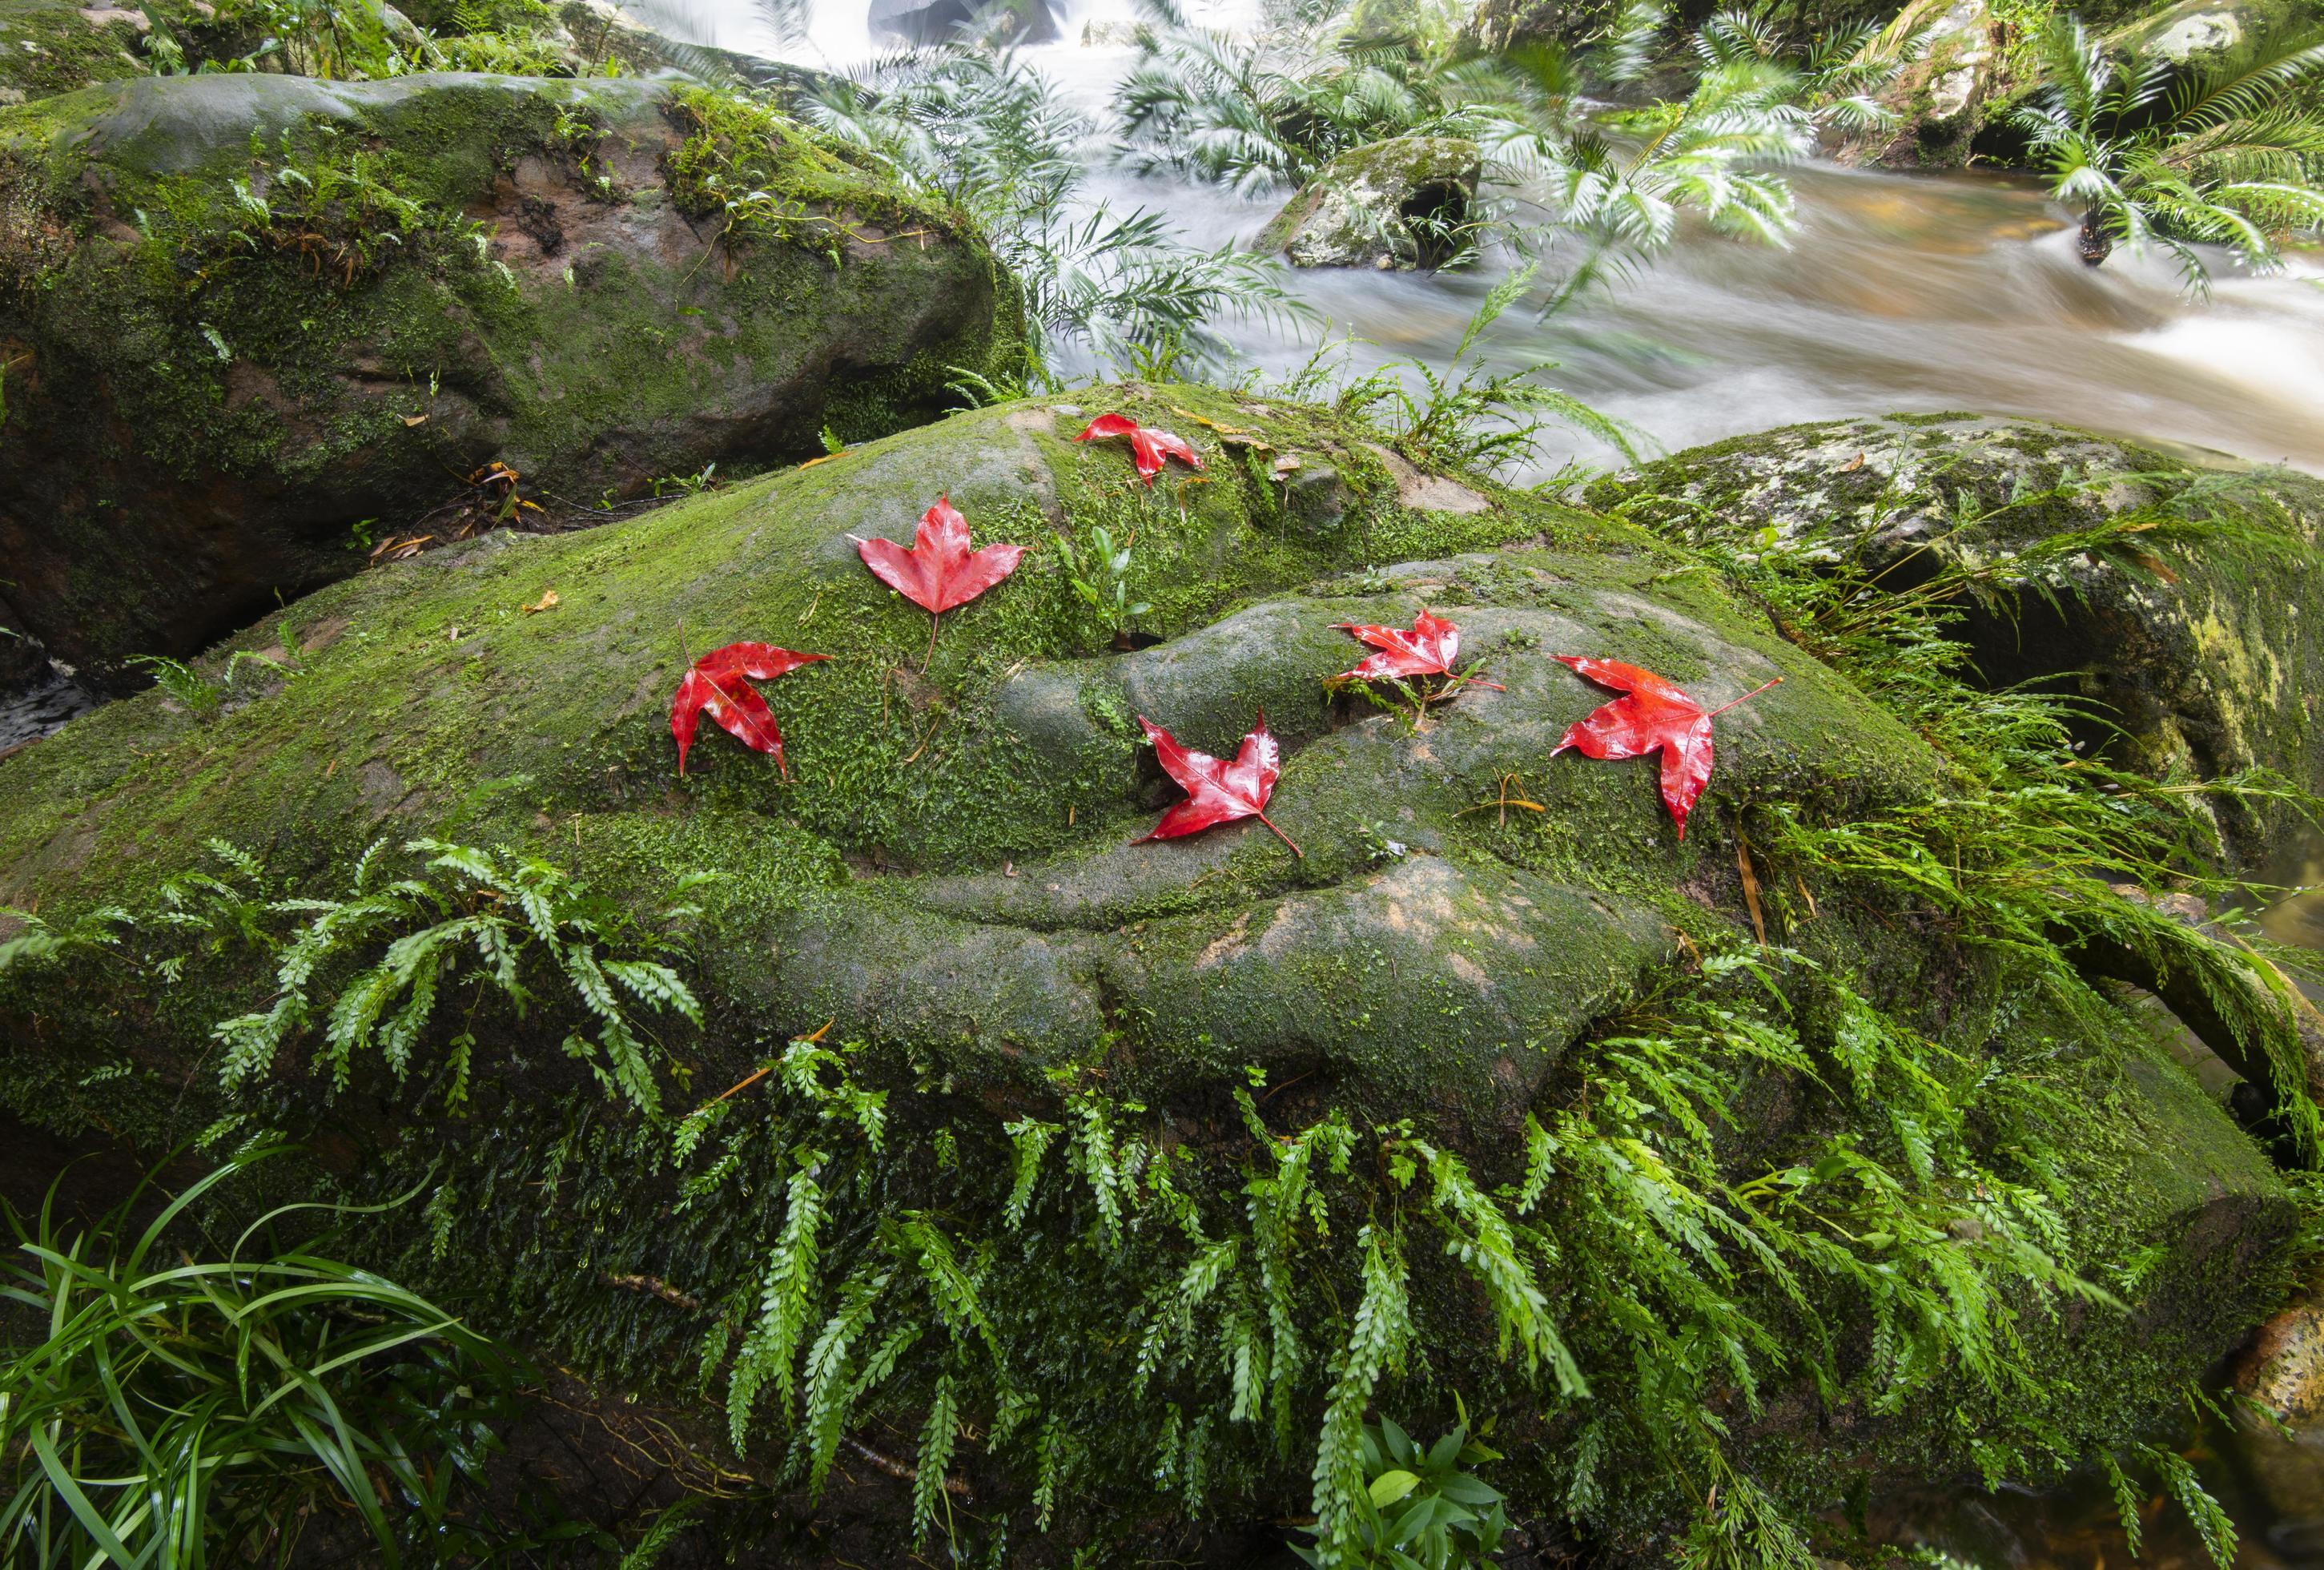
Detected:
left=854, top=495, right=1025, bottom=615
left=1550, top=656, right=1779, bottom=839
left=1136, top=711, right=1301, bottom=857
left=1075, top=413, right=1204, bottom=487
left=1329, top=608, right=1503, bottom=695
left=671, top=641, right=827, bottom=778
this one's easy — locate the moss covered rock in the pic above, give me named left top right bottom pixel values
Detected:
left=0, top=390, right=2306, bottom=1560
left=0, top=70, right=1023, bottom=688
left=1256, top=135, right=1479, bottom=270
left=0, top=0, right=155, bottom=103
left=1836, top=0, right=2000, bottom=167
left=2104, top=0, right=2324, bottom=56
left=1589, top=412, right=2324, bottom=875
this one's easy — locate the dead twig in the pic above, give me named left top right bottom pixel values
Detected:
left=844, top=1435, right=970, bottom=1499
left=600, top=1272, right=703, bottom=1312
left=1735, top=823, right=1767, bottom=948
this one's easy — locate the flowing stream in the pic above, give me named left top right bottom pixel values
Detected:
left=726, top=0, right=2324, bottom=478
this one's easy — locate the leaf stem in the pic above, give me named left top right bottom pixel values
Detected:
left=1706, top=676, right=1783, bottom=719
left=1255, top=811, right=1304, bottom=858
left=921, top=610, right=940, bottom=676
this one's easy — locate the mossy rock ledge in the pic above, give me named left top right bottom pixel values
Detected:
left=1591, top=412, right=2324, bottom=876
left=0, top=390, right=2303, bottom=1559
left=0, top=70, right=1025, bottom=688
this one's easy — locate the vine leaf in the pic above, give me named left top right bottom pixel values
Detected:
left=1329, top=608, right=1503, bottom=694
left=1075, top=413, right=1204, bottom=487
left=1136, top=711, right=1301, bottom=856
left=671, top=642, right=828, bottom=778
left=854, top=495, right=1026, bottom=615
left=1550, top=656, right=1779, bottom=839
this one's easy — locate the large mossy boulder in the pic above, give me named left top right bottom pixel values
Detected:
left=1256, top=135, right=1480, bottom=269
left=1590, top=412, right=2324, bottom=876
left=0, top=70, right=1023, bottom=688
left=0, top=389, right=2309, bottom=1558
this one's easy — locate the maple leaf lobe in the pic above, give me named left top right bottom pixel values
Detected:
left=856, top=495, right=1026, bottom=615
left=1134, top=711, right=1299, bottom=855
left=670, top=641, right=827, bottom=778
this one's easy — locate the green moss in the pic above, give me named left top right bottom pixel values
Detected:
left=0, top=70, right=1028, bottom=677
left=0, top=0, right=151, bottom=101
left=1589, top=412, right=2324, bottom=872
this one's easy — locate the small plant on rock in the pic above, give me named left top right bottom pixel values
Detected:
left=2012, top=17, right=2324, bottom=288
left=1292, top=1415, right=1510, bottom=1570
left=1054, top=523, right=1152, bottom=649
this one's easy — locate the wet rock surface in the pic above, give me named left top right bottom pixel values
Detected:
left=1256, top=135, right=1482, bottom=269
left=1590, top=412, right=2324, bottom=874
left=0, top=70, right=1021, bottom=686
left=0, top=392, right=2302, bottom=1457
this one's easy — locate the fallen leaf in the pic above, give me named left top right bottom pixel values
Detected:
left=1329, top=608, right=1502, bottom=693
left=1550, top=656, right=1780, bottom=839
left=1076, top=413, right=1204, bottom=487
left=854, top=496, right=1025, bottom=615
left=521, top=589, right=560, bottom=614
left=1735, top=827, right=1767, bottom=946
left=671, top=641, right=829, bottom=778
left=1168, top=404, right=1254, bottom=437
left=404, top=413, right=428, bottom=427
left=1136, top=711, right=1301, bottom=856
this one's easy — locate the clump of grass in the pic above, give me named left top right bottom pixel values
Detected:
left=0, top=1149, right=518, bottom=1568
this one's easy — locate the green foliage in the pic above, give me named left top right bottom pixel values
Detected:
left=2, top=838, right=708, bottom=1117
left=199, top=0, right=428, bottom=79
left=645, top=957, right=2116, bottom=1564
left=125, top=649, right=289, bottom=720
left=143, top=124, right=504, bottom=296
left=1292, top=1415, right=1508, bottom=1570
left=1116, top=0, right=1482, bottom=193
left=1691, top=1, right=1924, bottom=135
left=0, top=1149, right=517, bottom=1568
left=1053, top=522, right=1152, bottom=646
left=2012, top=17, right=2324, bottom=288
left=208, top=839, right=705, bottom=1114
left=1318, top=262, right=1638, bottom=476
left=1114, top=0, right=1889, bottom=286
left=1627, top=455, right=2324, bottom=1161
left=804, top=45, right=1300, bottom=372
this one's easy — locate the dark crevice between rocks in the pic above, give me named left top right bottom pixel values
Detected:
left=1398, top=179, right=1472, bottom=271
left=2064, top=919, right=2318, bottom=1169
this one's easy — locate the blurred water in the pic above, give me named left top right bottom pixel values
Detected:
left=713, top=0, right=2324, bottom=477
